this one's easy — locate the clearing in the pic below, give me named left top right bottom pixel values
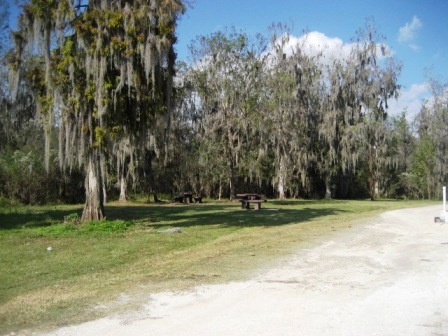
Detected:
left=33, top=205, right=448, bottom=336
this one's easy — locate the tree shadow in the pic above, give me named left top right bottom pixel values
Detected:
left=271, top=199, right=351, bottom=206
left=0, top=202, right=348, bottom=230
left=0, top=207, right=84, bottom=230
left=106, top=203, right=347, bottom=229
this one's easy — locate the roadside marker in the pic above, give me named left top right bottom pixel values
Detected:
left=434, top=186, right=447, bottom=224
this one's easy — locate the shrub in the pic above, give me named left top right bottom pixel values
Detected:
left=80, top=220, right=134, bottom=234
left=0, top=150, right=85, bottom=205
left=64, top=213, right=80, bottom=224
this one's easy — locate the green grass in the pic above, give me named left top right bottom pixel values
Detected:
left=0, top=199, right=436, bottom=334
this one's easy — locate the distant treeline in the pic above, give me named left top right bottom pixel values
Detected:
left=0, top=2, right=446, bottom=205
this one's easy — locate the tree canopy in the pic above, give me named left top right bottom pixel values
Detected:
left=2, top=7, right=447, bottom=210
left=175, top=23, right=403, bottom=200
left=8, top=0, right=186, bottom=220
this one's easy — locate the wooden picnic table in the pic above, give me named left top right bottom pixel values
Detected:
left=236, top=193, right=264, bottom=199
left=236, top=193, right=266, bottom=210
left=174, top=192, right=193, bottom=203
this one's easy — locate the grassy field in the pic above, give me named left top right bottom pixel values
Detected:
left=0, top=198, right=437, bottom=334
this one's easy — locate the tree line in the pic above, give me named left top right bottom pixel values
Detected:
left=0, top=1, right=447, bottom=221
left=171, top=24, right=446, bottom=201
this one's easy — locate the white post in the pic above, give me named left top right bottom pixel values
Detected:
left=443, top=186, right=446, bottom=214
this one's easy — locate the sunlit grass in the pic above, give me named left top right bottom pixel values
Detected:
left=0, top=199, right=436, bottom=334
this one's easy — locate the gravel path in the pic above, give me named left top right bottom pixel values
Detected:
left=39, top=205, right=448, bottom=336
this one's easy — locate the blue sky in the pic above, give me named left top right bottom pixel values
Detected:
left=176, top=0, right=448, bottom=119
left=7, top=1, right=447, bottom=120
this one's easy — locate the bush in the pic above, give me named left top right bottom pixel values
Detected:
left=0, top=150, right=85, bottom=205
left=64, top=213, right=80, bottom=224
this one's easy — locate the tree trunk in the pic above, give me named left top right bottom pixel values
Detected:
left=374, top=180, right=380, bottom=199
left=278, top=175, right=286, bottom=200
left=218, top=177, right=222, bottom=200
left=101, top=159, right=107, bottom=204
left=81, top=153, right=105, bottom=221
left=368, top=144, right=375, bottom=201
left=228, top=155, right=236, bottom=200
left=229, top=176, right=235, bottom=200
left=119, top=175, right=127, bottom=202
left=325, top=175, right=332, bottom=200
left=277, top=156, right=286, bottom=200
left=103, top=183, right=107, bottom=204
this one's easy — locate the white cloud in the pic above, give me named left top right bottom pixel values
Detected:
left=409, top=44, right=420, bottom=52
left=398, top=16, right=422, bottom=43
left=277, top=31, right=392, bottom=67
left=294, top=31, right=354, bottom=61
left=387, top=83, right=429, bottom=120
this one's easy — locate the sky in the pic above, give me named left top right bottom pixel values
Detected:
left=6, top=1, right=447, bottom=120
left=176, top=0, right=448, bottom=120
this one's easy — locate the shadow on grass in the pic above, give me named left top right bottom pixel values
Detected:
left=0, top=206, right=84, bottom=230
left=105, top=203, right=346, bottom=229
left=271, top=199, right=347, bottom=206
left=0, top=201, right=347, bottom=231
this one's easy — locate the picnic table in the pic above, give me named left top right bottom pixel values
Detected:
left=174, top=192, right=203, bottom=204
left=236, top=193, right=266, bottom=210
left=174, top=192, right=193, bottom=203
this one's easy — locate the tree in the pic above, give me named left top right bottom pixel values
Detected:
left=345, top=21, right=400, bottom=200
left=385, top=110, right=416, bottom=197
left=414, top=78, right=448, bottom=198
left=188, top=29, right=267, bottom=198
left=318, top=55, right=361, bottom=199
left=0, top=0, right=10, bottom=148
left=9, top=0, right=186, bottom=220
left=391, top=110, right=414, bottom=172
left=1, top=1, right=41, bottom=161
left=0, top=0, right=8, bottom=57
left=177, top=21, right=402, bottom=200
left=263, top=26, right=322, bottom=199
left=411, top=135, right=436, bottom=199
left=300, top=20, right=401, bottom=200
left=426, top=79, right=448, bottom=194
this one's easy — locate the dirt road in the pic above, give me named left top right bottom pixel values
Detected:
left=41, top=205, right=448, bottom=336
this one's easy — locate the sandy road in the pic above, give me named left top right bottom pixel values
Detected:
left=39, top=205, right=448, bottom=336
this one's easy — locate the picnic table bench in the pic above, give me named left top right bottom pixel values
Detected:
left=236, top=193, right=266, bottom=210
left=193, top=196, right=203, bottom=203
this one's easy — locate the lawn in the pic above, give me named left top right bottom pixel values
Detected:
left=0, top=198, right=436, bottom=334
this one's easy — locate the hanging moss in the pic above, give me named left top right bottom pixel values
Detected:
left=10, top=0, right=187, bottom=220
